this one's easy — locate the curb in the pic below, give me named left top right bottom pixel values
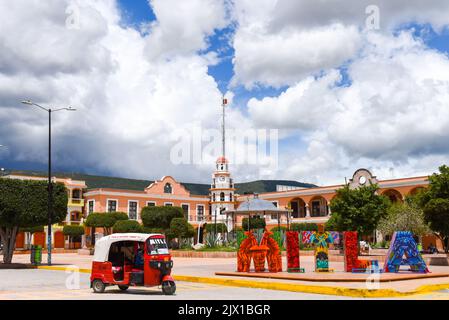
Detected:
left=35, top=266, right=449, bottom=298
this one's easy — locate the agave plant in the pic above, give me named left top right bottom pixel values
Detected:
left=205, top=233, right=219, bottom=248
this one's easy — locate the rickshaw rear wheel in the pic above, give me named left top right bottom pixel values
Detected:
left=118, top=285, right=129, bottom=291
left=162, top=281, right=176, bottom=295
left=92, top=279, right=106, bottom=293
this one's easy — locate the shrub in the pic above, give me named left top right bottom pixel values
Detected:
left=109, top=212, right=129, bottom=222
left=242, top=217, right=266, bottom=231
left=290, top=223, right=318, bottom=232
left=112, top=220, right=143, bottom=233
left=170, top=218, right=194, bottom=239
left=141, top=226, right=165, bottom=234
left=85, top=212, right=129, bottom=235
left=141, top=206, right=183, bottom=229
left=271, top=226, right=287, bottom=232
left=63, top=225, right=85, bottom=237
left=205, top=223, right=228, bottom=233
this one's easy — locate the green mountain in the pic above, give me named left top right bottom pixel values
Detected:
left=7, top=170, right=316, bottom=195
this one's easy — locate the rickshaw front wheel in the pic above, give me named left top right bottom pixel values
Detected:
left=162, top=281, right=176, bottom=295
left=92, top=279, right=106, bottom=293
left=118, top=285, right=129, bottom=291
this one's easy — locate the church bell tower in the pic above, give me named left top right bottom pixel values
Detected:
left=210, top=97, right=235, bottom=229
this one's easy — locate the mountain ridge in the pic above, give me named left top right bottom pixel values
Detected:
left=6, top=169, right=318, bottom=196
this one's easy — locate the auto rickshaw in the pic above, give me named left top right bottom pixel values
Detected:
left=90, top=233, right=176, bottom=295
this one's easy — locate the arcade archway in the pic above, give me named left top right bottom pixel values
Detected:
left=289, top=198, right=306, bottom=218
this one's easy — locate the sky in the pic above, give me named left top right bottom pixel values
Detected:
left=1, top=0, right=449, bottom=186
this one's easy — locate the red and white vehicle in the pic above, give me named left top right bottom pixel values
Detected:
left=90, top=233, right=175, bottom=295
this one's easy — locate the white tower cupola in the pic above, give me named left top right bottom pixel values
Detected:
left=209, top=97, right=235, bottom=231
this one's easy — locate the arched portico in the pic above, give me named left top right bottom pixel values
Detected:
left=309, top=196, right=328, bottom=217
left=289, top=198, right=307, bottom=218
left=409, top=187, right=425, bottom=196
left=382, top=189, right=403, bottom=203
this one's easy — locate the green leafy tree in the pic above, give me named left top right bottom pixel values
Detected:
left=63, top=225, right=85, bottom=248
left=378, top=199, right=430, bottom=237
left=112, top=220, right=143, bottom=233
left=85, top=212, right=128, bottom=236
left=0, top=179, right=68, bottom=264
left=170, top=218, right=195, bottom=240
left=327, top=184, right=390, bottom=236
left=141, top=206, right=183, bottom=229
left=242, top=217, right=266, bottom=231
left=418, top=165, right=449, bottom=252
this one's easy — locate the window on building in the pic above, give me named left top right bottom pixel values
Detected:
left=70, top=211, right=81, bottom=223
left=181, top=204, right=189, bottom=220
left=311, top=201, right=320, bottom=216
left=88, top=200, right=95, bottom=214
left=147, top=201, right=156, bottom=207
left=128, top=201, right=138, bottom=220
left=213, top=193, right=216, bottom=201
left=220, top=192, right=225, bottom=201
left=107, top=200, right=117, bottom=212
left=270, top=202, right=279, bottom=220
left=164, top=203, right=173, bottom=207
left=197, top=205, right=204, bottom=221
left=72, top=189, right=81, bottom=199
left=230, top=193, right=233, bottom=202
left=164, top=183, right=172, bottom=194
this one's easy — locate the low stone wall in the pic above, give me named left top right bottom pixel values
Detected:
left=425, top=255, right=449, bottom=266
left=171, top=251, right=237, bottom=258
left=170, top=249, right=340, bottom=259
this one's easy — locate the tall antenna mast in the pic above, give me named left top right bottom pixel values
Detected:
left=221, top=95, right=227, bottom=158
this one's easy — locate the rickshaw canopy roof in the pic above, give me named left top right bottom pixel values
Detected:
left=93, top=233, right=163, bottom=262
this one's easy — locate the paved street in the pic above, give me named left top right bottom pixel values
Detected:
left=0, top=269, right=351, bottom=300
left=1, top=268, right=449, bottom=300
left=9, top=253, right=449, bottom=293
left=1, top=269, right=449, bottom=300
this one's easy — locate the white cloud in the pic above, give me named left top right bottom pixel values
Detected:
left=248, top=30, right=449, bottom=184
left=231, top=0, right=449, bottom=88
left=0, top=0, right=252, bottom=183
left=2, top=0, right=449, bottom=188
left=233, top=24, right=360, bottom=88
left=144, top=0, right=228, bottom=60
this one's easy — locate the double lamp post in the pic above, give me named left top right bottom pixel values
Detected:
left=21, top=100, right=76, bottom=265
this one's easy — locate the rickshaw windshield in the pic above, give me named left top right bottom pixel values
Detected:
left=146, top=237, right=169, bottom=255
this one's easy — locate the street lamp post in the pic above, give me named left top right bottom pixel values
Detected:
left=21, top=100, right=76, bottom=266
left=0, top=145, right=5, bottom=176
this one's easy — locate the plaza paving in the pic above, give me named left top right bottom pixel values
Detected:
left=4, top=253, right=449, bottom=298
left=0, top=269, right=350, bottom=300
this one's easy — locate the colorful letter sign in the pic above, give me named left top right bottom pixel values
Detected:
left=383, top=231, right=429, bottom=273
left=309, top=226, right=334, bottom=272
left=286, top=231, right=300, bottom=272
left=237, top=229, right=282, bottom=273
left=343, top=231, right=360, bottom=272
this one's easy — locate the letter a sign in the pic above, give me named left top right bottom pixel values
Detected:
left=383, top=231, right=429, bottom=273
